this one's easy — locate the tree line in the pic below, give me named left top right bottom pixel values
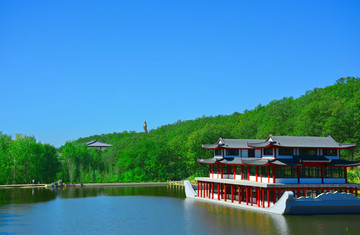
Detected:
left=1, top=77, right=359, bottom=184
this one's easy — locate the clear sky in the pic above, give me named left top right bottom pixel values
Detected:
left=1, top=1, right=359, bottom=147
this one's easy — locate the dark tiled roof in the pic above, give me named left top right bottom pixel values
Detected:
left=202, top=138, right=265, bottom=149
left=257, top=135, right=356, bottom=148
left=270, top=159, right=302, bottom=166
left=197, top=158, right=217, bottom=164
left=327, top=160, right=360, bottom=167
left=247, top=135, right=356, bottom=149
left=86, top=140, right=112, bottom=147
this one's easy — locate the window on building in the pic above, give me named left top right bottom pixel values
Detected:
left=262, top=166, right=268, bottom=177
left=214, top=149, right=222, bottom=156
left=299, top=148, right=317, bottom=156
left=228, top=165, right=234, bottom=174
left=248, top=149, right=255, bottom=158
left=226, top=149, right=239, bottom=156
left=222, top=165, right=227, bottom=174
left=300, top=167, right=321, bottom=178
left=324, top=167, right=345, bottom=178
left=279, top=148, right=293, bottom=156
left=249, top=166, right=256, bottom=176
left=275, top=167, right=298, bottom=178
left=323, top=149, right=337, bottom=156
left=242, top=166, right=248, bottom=180
left=264, top=148, right=273, bottom=156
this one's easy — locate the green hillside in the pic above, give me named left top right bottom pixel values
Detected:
left=60, top=77, right=360, bottom=183
left=1, top=77, right=359, bottom=184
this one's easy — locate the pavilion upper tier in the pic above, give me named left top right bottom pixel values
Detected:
left=200, top=135, right=358, bottom=167
left=202, top=135, right=356, bottom=150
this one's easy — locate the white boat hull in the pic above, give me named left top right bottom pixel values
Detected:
left=184, top=180, right=360, bottom=215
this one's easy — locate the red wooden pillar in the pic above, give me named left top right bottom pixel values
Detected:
left=231, top=185, right=234, bottom=202
left=273, top=190, right=276, bottom=204
left=197, top=182, right=199, bottom=197
left=256, top=166, right=258, bottom=182
left=262, top=189, right=265, bottom=208
left=212, top=183, right=214, bottom=199
left=248, top=166, right=250, bottom=180
left=246, top=187, right=249, bottom=205
left=217, top=183, right=220, bottom=200
left=321, top=166, right=324, bottom=184
left=250, top=187, right=253, bottom=206
left=268, top=165, right=270, bottom=183
left=273, top=166, right=276, bottom=183
left=241, top=165, right=243, bottom=180
left=260, top=167, right=263, bottom=183
left=267, top=189, right=270, bottom=207
left=234, top=165, right=237, bottom=180
left=238, top=186, right=241, bottom=204
left=224, top=184, right=227, bottom=202
left=217, top=164, right=219, bottom=179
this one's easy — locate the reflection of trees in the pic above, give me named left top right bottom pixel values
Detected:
left=57, top=185, right=186, bottom=199
left=0, top=188, right=57, bottom=206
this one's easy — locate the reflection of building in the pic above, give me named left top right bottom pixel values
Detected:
left=193, top=135, right=360, bottom=214
left=86, top=140, right=112, bottom=151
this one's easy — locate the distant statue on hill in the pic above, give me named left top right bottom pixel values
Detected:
left=144, top=121, right=148, bottom=133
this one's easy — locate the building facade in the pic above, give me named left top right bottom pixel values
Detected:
left=196, top=135, right=360, bottom=208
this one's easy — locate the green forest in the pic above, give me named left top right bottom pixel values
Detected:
left=1, top=77, right=360, bottom=184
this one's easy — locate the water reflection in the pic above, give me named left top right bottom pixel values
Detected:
left=183, top=198, right=288, bottom=234
left=184, top=198, right=360, bottom=234
left=56, top=185, right=186, bottom=199
left=0, top=186, right=360, bottom=234
left=0, top=188, right=57, bottom=206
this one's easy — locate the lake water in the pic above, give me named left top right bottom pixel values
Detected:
left=1, top=186, right=360, bottom=234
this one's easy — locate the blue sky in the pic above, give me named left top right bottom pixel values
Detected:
left=1, top=1, right=359, bottom=147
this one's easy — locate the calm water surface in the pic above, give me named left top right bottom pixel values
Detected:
left=0, top=186, right=360, bottom=234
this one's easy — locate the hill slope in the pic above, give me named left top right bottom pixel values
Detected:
left=59, top=77, right=360, bottom=182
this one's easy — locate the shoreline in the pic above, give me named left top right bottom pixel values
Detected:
left=0, top=182, right=171, bottom=188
